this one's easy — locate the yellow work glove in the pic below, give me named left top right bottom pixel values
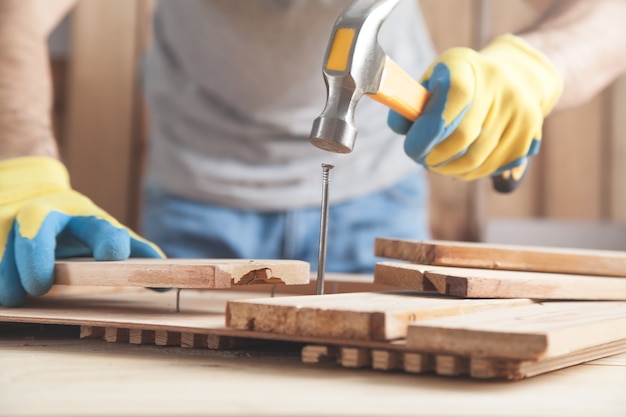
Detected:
left=388, top=34, right=563, bottom=181
left=0, top=156, right=164, bottom=307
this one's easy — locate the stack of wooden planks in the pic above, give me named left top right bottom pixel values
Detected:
left=224, top=239, right=626, bottom=379
left=2, top=242, right=626, bottom=380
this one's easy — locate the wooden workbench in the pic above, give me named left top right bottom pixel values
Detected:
left=1, top=322, right=625, bottom=417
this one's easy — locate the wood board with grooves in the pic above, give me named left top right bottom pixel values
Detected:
left=374, top=238, right=626, bottom=277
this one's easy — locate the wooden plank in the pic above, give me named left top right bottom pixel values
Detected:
left=104, top=327, right=129, bottom=343
left=54, top=258, right=310, bottom=288
left=301, top=345, right=338, bottom=364
left=129, top=329, right=155, bottom=345
left=482, top=0, right=546, bottom=220
left=419, top=0, right=481, bottom=241
left=155, top=331, right=180, bottom=346
left=340, top=347, right=371, bottom=368
left=374, top=263, right=626, bottom=300
left=225, top=292, right=533, bottom=341
left=371, top=350, right=402, bottom=371
left=3, top=287, right=626, bottom=380
left=407, top=301, right=626, bottom=360
left=436, top=355, right=469, bottom=377
left=64, top=0, right=145, bottom=226
left=181, top=333, right=207, bottom=349
left=470, top=339, right=626, bottom=380
left=403, top=352, right=434, bottom=374
left=610, top=75, right=626, bottom=222
left=375, top=238, right=626, bottom=277
left=543, top=93, right=610, bottom=220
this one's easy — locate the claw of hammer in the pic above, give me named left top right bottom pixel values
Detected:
left=310, top=0, right=430, bottom=154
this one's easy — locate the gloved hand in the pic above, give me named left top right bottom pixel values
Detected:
left=388, top=34, right=563, bottom=181
left=0, top=156, right=164, bottom=307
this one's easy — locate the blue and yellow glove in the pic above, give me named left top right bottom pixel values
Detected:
left=389, top=34, right=563, bottom=183
left=0, top=156, right=164, bottom=307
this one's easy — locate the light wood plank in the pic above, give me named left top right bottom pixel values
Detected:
left=181, top=333, right=206, bottom=349
left=375, top=262, right=626, bottom=300
left=340, top=347, right=371, bottom=368
left=407, top=301, right=626, bottom=360
left=372, top=350, right=402, bottom=371
left=301, top=345, right=338, bottom=364
left=375, top=238, right=626, bottom=277
left=543, top=94, right=610, bottom=220
left=403, top=352, right=434, bottom=374
left=436, top=355, right=469, bottom=376
left=470, top=339, right=626, bottom=380
left=64, top=0, right=144, bottom=226
left=54, top=258, right=310, bottom=288
left=155, top=331, right=180, bottom=346
left=610, top=75, right=626, bottom=222
left=104, top=327, right=129, bottom=343
left=129, top=329, right=155, bottom=345
left=225, top=292, right=533, bottom=341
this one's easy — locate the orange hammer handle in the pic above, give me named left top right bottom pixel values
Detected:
left=366, top=57, right=429, bottom=122
left=367, top=57, right=525, bottom=193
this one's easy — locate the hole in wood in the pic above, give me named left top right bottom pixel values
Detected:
left=232, top=268, right=286, bottom=286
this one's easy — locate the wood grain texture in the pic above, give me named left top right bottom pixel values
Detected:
left=407, top=301, right=626, bottom=360
left=470, top=339, right=626, bottom=380
left=54, top=258, right=310, bottom=288
left=374, top=262, right=626, bottom=300
left=375, top=238, right=626, bottom=277
left=419, top=0, right=481, bottom=241
left=225, top=292, right=532, bottom=341
left=64, top=0, right=145, bottom=225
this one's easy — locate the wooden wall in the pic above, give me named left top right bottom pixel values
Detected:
left=55, top=0, right=626, bottom=243
left=420, top=0, right=625, bottom=243
left=60, top=0, right=152, bottom=230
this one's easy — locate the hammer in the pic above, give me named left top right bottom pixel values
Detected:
left=309, top=0, right=527, bottom=193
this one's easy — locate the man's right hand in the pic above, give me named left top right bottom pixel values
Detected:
left=0, top=156, right=164, bottom=307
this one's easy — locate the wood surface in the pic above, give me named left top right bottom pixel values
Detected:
left=375, top=238, right=626, bottom=277
left=225, top=292, right=533, bottom=341
left=374, top=262, right=626, bottom=300
left=406, top=301, right=626, bottom=360
left=54, top=258, right=310, bottom=288
left=2, top=335, right=625, bottom=417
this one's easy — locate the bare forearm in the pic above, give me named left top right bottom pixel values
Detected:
left=0, top=0, right=66, bottom=160
left=520, top=0, right=626, bottom=110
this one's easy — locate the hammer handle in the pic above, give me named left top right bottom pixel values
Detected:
left=367, top=57, right=526, bottom=193
left=367, top=57, right=430, bottom=121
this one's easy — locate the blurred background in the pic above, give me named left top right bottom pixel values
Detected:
left=48, top=0, right=626, bottom=251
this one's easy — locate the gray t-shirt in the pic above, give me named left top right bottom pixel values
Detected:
left=143, top=0, right=436, bottom=210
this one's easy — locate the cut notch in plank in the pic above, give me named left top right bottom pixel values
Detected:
left=54, top=258, right=310, bottom=289
left=374, top=238, right=626, bottom=277
left=375, top=262, right=626, bottom=300
left=226, top=291, right=533, bottom=341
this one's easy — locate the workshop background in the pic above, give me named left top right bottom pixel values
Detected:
left=48, top=0, right=626, bottom=250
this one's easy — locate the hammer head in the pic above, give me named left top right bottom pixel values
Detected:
left=310, top=0, right=400, bottom=154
